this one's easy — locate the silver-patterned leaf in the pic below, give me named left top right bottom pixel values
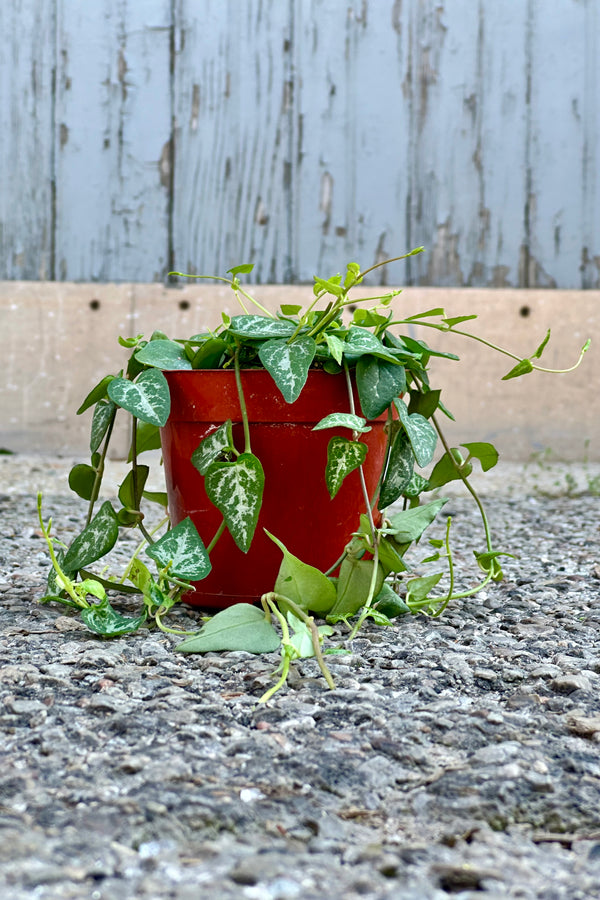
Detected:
left=356, top=356, right=406, bottom=419
left=146, top=516, right=211, bottom=581
left=258, top=336, right=316, bottom=403
left=228, top=315, right=296, bottom=339
left=63, top=501, right=119, bottom=572
left=325, top=436, right=368, bottom=499
left=107, top=369, right=171, bottom=427
left=379, top=430, right=415, bottom=508
left=204, top=453, right=265, bottom=552
left=191, top=421, right=235, bottom=475
left=313, top=412, right=370, bottom=433
left=394, top=398, right=437, bottom=468
left=134, top=339, right=192, bottom=370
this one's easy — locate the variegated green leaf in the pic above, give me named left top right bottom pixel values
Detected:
left=204, top=453, right=265, bottom=552
left=107, top=369, right=171, bottom=427
left=313, top=413, right=370, bottom=433
left=146, top=516, right=211, bottom=581
left=63, top=501, right=119, bottom=572
left=379, top=430, right=415, bottom=508
left=394, top=398, right=437, bottom=467
left=325, top=333, right=345, bottom=364
left=191, top=420, right=235, bottom=475
left=343, top=326, right=402, bottom=364
left=356, top=356, right=406, bottom=419
left=228, top=315, right=296, bottom=339
left=325, top=437, right=368, bottom=499
left=90, top=399, right=117, bottom=453
left=258, top=336, right=317, bottom=403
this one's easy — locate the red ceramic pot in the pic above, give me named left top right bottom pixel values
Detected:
left=161, top=369, right=391, bottom=609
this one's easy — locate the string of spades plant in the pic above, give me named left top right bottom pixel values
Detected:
left=38, top=248, right=590, bottom=699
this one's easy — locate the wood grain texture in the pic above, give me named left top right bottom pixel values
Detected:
left=1, top=0, right=599, bottom=286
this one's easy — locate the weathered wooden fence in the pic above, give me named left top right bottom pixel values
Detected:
left=1, top=0, right=599, bottom=286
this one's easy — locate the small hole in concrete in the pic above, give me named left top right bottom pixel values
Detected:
left=519, top=305, right=531, bottom=318
left=89, top=299, right=101, bottom=311
left=179, top=300, right=191, bottom=311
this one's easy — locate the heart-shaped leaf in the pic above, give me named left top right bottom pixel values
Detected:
left=356, top=356, right=406, bottom=419
left=134, top=339, right=192, bottom=370
left=266, top=530, right=337, bottom=613
left=81, top=597, right=147, bottom=637
left=394, top=398, right=437, bottom=468
left=325, top=436, right=368, bottom=499
left=461, top=441, right=499, bottom=472
left=108, top=369, right=171, bottom=427
left=63, top=501, right=119, bottom=572
left=258, top=336, right=317, bottom=403
left=191, top=421, right=235, bottom=475
left=379, top=430, right=415, bottom=508
left=313, top=413, right=370, bottom=433
left=175, top=603, right=280, bottom=653
left=146, top=516, right=211, bottom=581
left=205, top=453, right=264, bottom=552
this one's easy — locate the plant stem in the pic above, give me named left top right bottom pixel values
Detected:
left=263, top=592, right=336, bottom=690
left=86, top=407, right=117, bottom=526
left=207, top=520, right=226, bottom=554
left=234, top=349, right=252, bottom=453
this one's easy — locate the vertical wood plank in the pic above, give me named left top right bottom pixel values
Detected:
left=54, top=0, right=172, bottom=281
left=0, top=0, right=55, bottom=279
left=172, top=0, right=294, bottom=282
left=528, top=0, right=600, bottom=288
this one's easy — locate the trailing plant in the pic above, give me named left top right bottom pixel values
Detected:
left=37, top=250, right=590, bottom=699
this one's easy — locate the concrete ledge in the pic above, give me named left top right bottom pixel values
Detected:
left=1, top=282, right=597, bottom=460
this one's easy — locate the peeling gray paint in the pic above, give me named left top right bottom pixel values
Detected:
left=0, top=0, right=599, bottom=287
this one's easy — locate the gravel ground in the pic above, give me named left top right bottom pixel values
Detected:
left=1, top=455, right=600, bottom=899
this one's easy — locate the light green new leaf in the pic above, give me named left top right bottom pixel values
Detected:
left=313, top=412, right=370, bottom=434
left=387, top=498, right=449, bottom=544
left=356, top=356, right=406, bottom=419
left=379, top=430, right=415, bottom=508
left=228, top=315, right=296, bottom=339
left=328, top=557, right=385, bottom=619
left=146, top=516, right=211, bottom=581
left=63, top=501, right=119, bottom=572
left=134, top=339, right=192, bottom=370
left=394, top=398, right=437, bottom=467
left=191, top=420, right=235, bottom=475
left=107, top=369, right=171, bottom=427
left=81, top=597, right=147, bottom=637
left=531, top=329, right=551, bottom=360
left=325, top=333, right=345, bottom=364
left=205, top=453, right=264, bottom=552
left=258, top=336, right=317, bottom=403
left=406, top=572, right=444, bottom=606
left=227, top=263, right=255, bottom=276
left=461, top=441, right=499, bottom=472
left=266, top=530, right=337, bottom=613
left=90, top=399, right=116, bottom=453
left=427, top=448, right=473, bottom=490
left=175, top=603, right=280, bottom=653
left=287, top=612, right=333, bottom=658
left=502, top=358, right=534, bottom=380
left=325, top=437, right=368, bottom=499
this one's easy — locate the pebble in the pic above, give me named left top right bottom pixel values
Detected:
left=1, top=464, right=600, bottom=898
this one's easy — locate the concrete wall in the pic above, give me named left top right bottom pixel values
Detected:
left=1, top=282, right=596, bottom=461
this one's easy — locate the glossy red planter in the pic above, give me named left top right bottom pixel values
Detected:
left=161, top=369, right=390, bottom=609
